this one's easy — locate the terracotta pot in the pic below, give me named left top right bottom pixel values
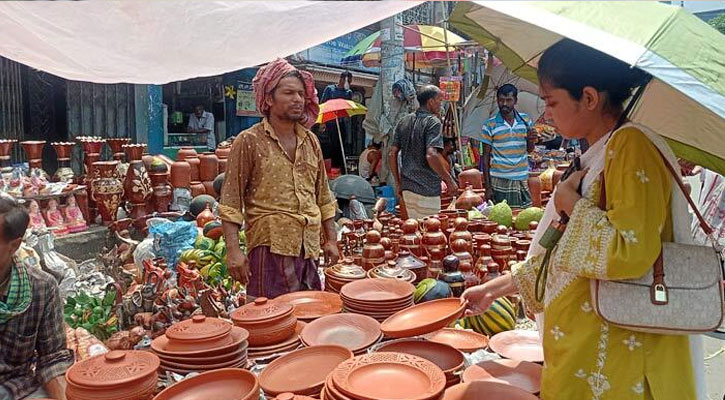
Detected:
left=51, top=142, right=75, bottom=182
left=121, top=143, right=144, bottom=162
left=176, top=147, right=198, bottom=161
left=528, top=173, right=542, bottom=207
left=218, top=158, right=228, bottom=173
left=455, top=185, right=483, bottom=211
left=124, top=159, right=151, bottom=204
left=422, top=218, right=447, bottom=262
left=149, top=172, right=169, bottom=187
left=190, top=181, right=205, bottom=197
left=196, top=203, right=215, bottom=228
left=164, top=315, right=233, bottom=352
left=91, top=161, right=122, bottom=224
left=361, top=230, right=385, bottom=271
left=93, top=161, right=120, bottom=179
left=107, top=138, right=132, bottom=160
left=152, top=184, right=173, bottom=213
left=481, top=220, right=498, bottom=234
left=215, top=146, right=231, bottom=159
left=170, top=160, right=191, bottom=188
left=78, top=137, right=105, bottom=156
left=153, top=368, right=259, bottom=400
left=395, top=250, right=427, bottom=283
left=202, top=181, right=217, bottom=197
left=231, top=297, right=298, bottom=347
left=21, top=140, right=46, bottom=170
left=65, top=350, right=159, bottom=400
left=399, top=219, right=423, bottom=257
left=199, top=153, right=219, bottom=181
left=458, top=168, right=483, bottom=189
left=187, top=156, right=201, bottom=181
left=449, top=217, right=473, bottom=250
left=0, top=139, right=16, bottom=164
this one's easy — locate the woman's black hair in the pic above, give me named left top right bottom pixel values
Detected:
left=538, top=39, right=651, bottom=115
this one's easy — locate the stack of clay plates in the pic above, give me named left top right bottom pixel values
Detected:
left=299, top=314, right=382, bottom=355
left=151, top=316, right=249, bottom=374
left=340, top=278, right=415, bottom=322
left=321, top=352, right=446, bottom=400
left=324, top=259, right=367, bottom=293
left=376, top=339, right=465, bottom=388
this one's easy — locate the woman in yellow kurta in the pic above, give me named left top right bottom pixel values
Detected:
left=462, top=39, right=700, bottom=399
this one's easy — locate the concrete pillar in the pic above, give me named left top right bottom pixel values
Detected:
left=134, top=84, right=164, bottom=154
left=379, top=14, right=406, bottom=190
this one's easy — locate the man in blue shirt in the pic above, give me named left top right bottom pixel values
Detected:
left=320, top=71, right=353, bottom=171
left=478, top=84, right=538, bottom=208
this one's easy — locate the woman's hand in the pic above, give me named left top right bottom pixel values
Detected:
left=554, top=169, right=587, bottom=216
left=461, top=285, right=496, bottom=317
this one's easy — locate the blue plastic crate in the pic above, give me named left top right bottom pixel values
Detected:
left=382, top=196, right=397, bottom=213
left=375, top=185, right=394, bottom=198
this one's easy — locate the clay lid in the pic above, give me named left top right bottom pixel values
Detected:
left=166, top=315, right=231, bottom=342
left=66, top=350, right=160, bottom=388
left=232, top=297, right=293, bottom=323
left=274, top=394, right=317, bottom=400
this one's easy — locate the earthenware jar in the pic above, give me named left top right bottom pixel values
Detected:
left=400, top=219, right=423, bottom=257
left=440, top=255, right=465, bottom=297
left=458, top=168, right=483, bottom=189
left=199, top=152, right=219, bottom=181
left=361, top=230, right=385, bottom=271
left=422, top=218, right=447, bottom=261
left=170, top=160, right=191, bottom=188
left=395, top=250, right=427, bottom=283
left=122, top=144, right=151, bottom=205
left=455, top=185, right=483, bottom=211
left=91, top=161, right=123, bottom=225
left=196, top=203, right=215, bottom=228
left=51, top=142, right=75, bottom=182
left=449, top=217, right=473, bottom=251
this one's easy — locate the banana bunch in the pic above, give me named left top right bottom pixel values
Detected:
left=179, top=248, right=221, bottom=267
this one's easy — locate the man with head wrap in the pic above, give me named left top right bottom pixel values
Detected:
left=219, top=58, right=339, bottom=299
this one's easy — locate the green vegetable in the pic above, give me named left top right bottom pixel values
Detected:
left=514, top=207, right=544, bottom=231
left=489, top=200, right=513, bottom=228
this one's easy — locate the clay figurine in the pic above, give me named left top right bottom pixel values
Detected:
left=63, top=195, right=88, bottom=233
left=27, top=200, right=47, bottom=231
left=43, top=199, right=68, bottom=236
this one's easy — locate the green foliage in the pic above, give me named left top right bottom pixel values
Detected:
left=63, top=291, right=118, bottom=341
left=709, top=13, right=725, bottom=35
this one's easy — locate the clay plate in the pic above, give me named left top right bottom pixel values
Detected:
left=159, top=350, right=247, bottom=370
left=300, top=314, right=381, bottom=352
left=441, top=381, right=539, bottom=400
left=157, top=342, right=248, bottom=364
left=153, top=368, right=259, bottom=400
left=152, top=326, right=249, bottom=357
left=462, top=359, right=542, bottom=394
left=424, top=328, right=489, bottom=353
left=248, top=342, right=301, bottom=358
left=324, top=375, right=354, bottom=400
left=339, top=278, right=415, bottom=302
left=488, top=330, right=544, bottom=363
left=380, top=298, right=467, bottom=338
left=331, top=352, right=446, bottom=400
left=159, top=358, right=247, bottom=375
left=276, top=291, right=343, bottom=321
left=260, top=345, right=354, bottom=396
left=375, top=339, right=464, bottom=374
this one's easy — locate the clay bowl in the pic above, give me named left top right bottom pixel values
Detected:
left=260, top=345, right=354, bottom=397
left=441, top=381, right=539, bottom=400
left=330, top=352, right=446, bottom=400
left=462, top=359, right=542, bottom=394
left=381, top=298, right=467, bottom=338
left=375, top=339, right=465, bottom=375
left=152, top=326, right=249, bottom=357
left=242, top=315, right=297, bottom=347
left=276, top=291, right=343, bottom=321
left=153, top=368, right=259, bottom=400
left=339, top=278, right=415, bottom=303
left=157, top=341, right=248, bottom=364
left=300, top=314, right=381, bottom=353
left=248, top=321, right=306, bottom=352
left=488, top=330, right=544, bottom=363
left=159, top=350, right=247, bottom=371
left=162, top=316, right=234, bottom=352
left=424, top=328, right=490, bottom=353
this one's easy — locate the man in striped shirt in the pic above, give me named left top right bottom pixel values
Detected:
left=479, top=84, right=537, bottom=208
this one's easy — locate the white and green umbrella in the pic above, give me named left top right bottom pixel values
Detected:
left=451, top=1, right=725, bottom=175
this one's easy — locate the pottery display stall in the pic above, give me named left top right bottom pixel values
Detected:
left=65, top=350, right=160, bottom=400
left=107, top=138, right=132, bottom=161
left=51, top=142, right=76, bottom=182
left=150, top=315, right=250, bottom=374
left=91, top=161, right=123, bottom=225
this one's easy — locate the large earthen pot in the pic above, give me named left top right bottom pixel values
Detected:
left=458, top=168, right=483, bottom=189
left=170, top=160, right=191, bottom=188
left=199, top=153, right=219, bottom=181
left=455, top=185, right=483, bottom=211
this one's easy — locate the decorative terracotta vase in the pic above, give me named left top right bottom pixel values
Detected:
left=0, top=139, right=16, bottom=171
left=399, top=219, right=423, bottom=257
left=65, top=350, right=160, bottom=400
left=51, top=142, right=75, bottom=182
left=122, top=144, right=151, bottom=206
left=20, top=140, right=46, bottom=173
left=458, top=168, right=483, bottom=189
left=455, top=185, right=484, bottom=211
left=190, top=181, right=205, bottom=197
left=422, top=218, right=447, bottom=262
left=91, top=160, right=123, bottom=225
left=199, top=152, right=219, bottom=181
left=361, top=230, right=385, bottom=271
left=196, top=203, right=215, bottom=228
left=149, top=172, right=169, bottom=187
left=107, top=138, right=131, bottom=161
left=449, top=217, right=473, bottom=252
left=170, top=160, right=191, bottom=188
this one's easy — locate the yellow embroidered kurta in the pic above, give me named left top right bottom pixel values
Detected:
left=219, top=119, right=337, bottom=259
left=512, top=128, right=695, bottom=400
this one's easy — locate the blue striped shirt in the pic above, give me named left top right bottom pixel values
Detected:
left=478, top=111, right=531, bottom=181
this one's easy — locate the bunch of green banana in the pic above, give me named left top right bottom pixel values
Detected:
left=179, top=248, right=204, bottom=264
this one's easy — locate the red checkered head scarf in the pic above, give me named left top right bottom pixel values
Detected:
left=253, top=58, right=319, bottom=128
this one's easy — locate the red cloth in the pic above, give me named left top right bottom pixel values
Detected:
left=252, top=58, right=319, bottom=128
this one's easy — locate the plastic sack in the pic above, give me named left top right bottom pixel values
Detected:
left=150, top=220, right=198, bottom=270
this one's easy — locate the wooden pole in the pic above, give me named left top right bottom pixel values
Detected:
left=440, top=3, right=463, bottom=166
left=335, top=117, right=348, bottom=174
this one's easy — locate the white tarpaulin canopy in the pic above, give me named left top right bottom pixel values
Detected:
left=0, top=1, right=421, bottom=84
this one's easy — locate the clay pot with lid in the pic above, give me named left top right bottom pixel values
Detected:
left=361, top=230, right=385, bottom=271
left=367, top=260, right=417, bottom=283
left=65, top=350, right=160, bottom=400
left=176, top=147, right=198, bottom=160
left=164, top=315, right=234, bottom=352
left=422, top=218, right=447, bottom=255
left=449, top=217, right=473, bottom=251
left=395, top=250, right=427, bottom=283
left=399, top=219, right=423, bottom=257
left=455, top=185, right=483, bottom=211
left=199, top=152, right=219, bottom=181
left=231, top=297, right=298, bottom=347
left=196, top=203, right=215, bottom=228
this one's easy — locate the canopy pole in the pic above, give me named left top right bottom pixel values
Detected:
left=440, top=3, right=463, bottom=167
left=336, top=117, right=348, bottom=174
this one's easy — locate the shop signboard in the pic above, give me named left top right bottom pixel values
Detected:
left=235, top=82, right=260, bottom=117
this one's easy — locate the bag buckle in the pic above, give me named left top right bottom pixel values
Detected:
left=652, top=283, right=668, bottom=305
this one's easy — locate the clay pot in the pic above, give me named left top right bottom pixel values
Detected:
left=368, top=261, right=417, bottom=283
left=395, top=250, right=427, bottom=283
left=400, top=219, right=423, bottom=257
left=176, top=147, right=198, bottom=160
left=199, top=153, right=219, bottom=181
left=65, top=350, right=159, bottom=400
left=481, top=220, right=498, bottom=234
left=124, top=154, right=151, bottom=204
left=0, top=139, right=16, bottom=165
left=153, top=368, right=259, bottom=400
left=21, top=140, right=46, bottom=170
left=202, top=181, right=216, bottom=197
left=152, top=184, right=173, bottom=213
left=218, top=158, right=228, bottom=173
left=51, top=142, right=75, bottom=182
left=170, top=160, right=191, bottom=188
left=231, top=297, right=298, bottom=347
left=528, top=173, right=542, bottom=207
left=187, top=156, right=201, bottom=182
left=107, top=138, right=132, bottom=160
left=361, top=230, right=385, bottom=271
left=458, top=168, right=483, bottom=189
left=190, top=181, right=205, bottom=198
left=422, top=218, right=447, bottom=262
left=215, top=146, right=231, bottom=159
left=164, top=315, right=233, bottom=352
left=91, top=161, right=123, bottom=225
left=455, top=185, right=483, bottom=211
left=449, top=217, right=473, bottom=251
left=196, top=203, right=215, bottom=228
